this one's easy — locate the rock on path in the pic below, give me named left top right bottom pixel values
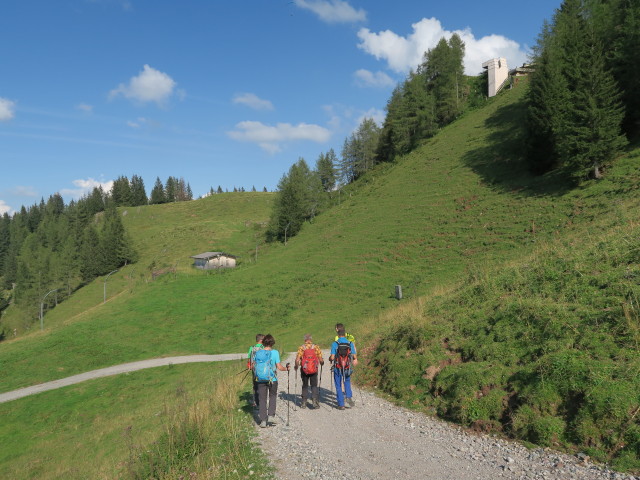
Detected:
left=255, top=353, right=638, bottom=480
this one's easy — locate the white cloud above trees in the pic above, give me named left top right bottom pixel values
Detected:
left=294, top=0, right=366, bottom=23
left=357, top=17, right=527, bottom=75
left=109, top=65, right=178, bottom=106
left=60, top=178, right=114, bottom=200
left=0, top=200, right=12, bottom=215
left=0, top=98, right=16, bottom=121
left=227, top=120, right=331, bottom=153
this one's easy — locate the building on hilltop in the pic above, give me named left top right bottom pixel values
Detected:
left=191, top=252, right=237, bottom=269
left=482, top=57, right=509, bottom=97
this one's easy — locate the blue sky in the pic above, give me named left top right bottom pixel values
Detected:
left=0, top=0, right=560, bottom=214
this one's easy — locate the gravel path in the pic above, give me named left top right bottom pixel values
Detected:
left=0, top=353, right=245, bottom=404
left=255, top=352, right=638, bottom=480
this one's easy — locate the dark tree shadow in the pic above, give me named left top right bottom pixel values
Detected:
left=461, top=97, right=577, bottom=197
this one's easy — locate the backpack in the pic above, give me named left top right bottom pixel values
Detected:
left=334, top=341, right=352, bottom=375
left=301, top=345, right=319, bottom=375
left=253, top=349, right=274, bottom=383
left=247, top=344, right=263, bottom=370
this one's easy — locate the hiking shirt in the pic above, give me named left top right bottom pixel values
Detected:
left=247, top=343, right=263, bottom=358
left=262, top=349, right=281, bottom=383
left=334, top=333, right=356, bottom=343
left=296, top=343, right=324, bottom=369
left=331, top=337, right=356, bottom=357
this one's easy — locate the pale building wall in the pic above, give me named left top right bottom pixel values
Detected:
left=482, top=57, right=509, bottom=97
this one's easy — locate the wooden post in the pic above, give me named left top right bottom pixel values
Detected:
left=395, top=285, right=402, bottom=300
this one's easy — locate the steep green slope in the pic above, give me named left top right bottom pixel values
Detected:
left=0, top=83, right=595, bottom=392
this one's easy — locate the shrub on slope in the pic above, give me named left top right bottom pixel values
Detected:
left=366, top=196, right=640, bottom=471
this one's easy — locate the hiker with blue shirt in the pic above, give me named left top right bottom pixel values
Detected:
left=329, top=326, right=358, bottom=410
left=254, top=334, right=290, bottom=427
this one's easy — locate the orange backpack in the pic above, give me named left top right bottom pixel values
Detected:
left=301, top=345, right=319, bottom=375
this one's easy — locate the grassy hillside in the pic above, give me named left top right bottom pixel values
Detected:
left=1, top=79, right=639, bottom=475
left=0, top=83, right=599, bottom=393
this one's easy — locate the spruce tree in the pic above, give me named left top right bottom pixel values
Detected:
left=111, top=176, right=132, bottom=206
left=150, top=177, right=166, bottom=204
left=130, top=175, right=148, bottom=206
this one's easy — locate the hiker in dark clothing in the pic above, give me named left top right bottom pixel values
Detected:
left=294, top=334, right=324, bottom=409
left=330, top=326, right=358, bottom=410
left=247, top=333, right=264, bottom=409
left=254, top=334, right=290, bottom=427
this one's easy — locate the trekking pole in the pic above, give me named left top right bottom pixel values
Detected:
left=286, top=364, right=291, bottom=426
left=294, top=366, right=298, bottom=411
left=240, top=369, right=252, bottom=383
left=330, top=365, right=335, bottom=410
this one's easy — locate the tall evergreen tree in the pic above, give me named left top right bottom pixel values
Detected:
left=165, top=176, right=177, bottom=202
left=267, top=158, right=325, bottom=242
left=130, top=175, right=148, bottom=206
left=527, top=0, right=627, bottom=177
left=111, top=176, right=132, bottom=206
left=149, top=177, right=166, bottom=204
left=316, top=149, right=337, bottom=192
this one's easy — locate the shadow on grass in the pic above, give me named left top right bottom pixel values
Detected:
left=462, top=97, right=577, bottom=197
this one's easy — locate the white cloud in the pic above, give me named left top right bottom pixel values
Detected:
left=357, top=17, right=527, bottom=75
left=232, top=93, right=274, bottom=111
left=227, top=120, right=331, bottom=153
left=60, top=178, right=114, bottom=200
left=0, top=200, right=12, bottom=215
left=294, top=0, right=366, bottom=23
left=354, top=69, right=395, bottom=88
left=76, top=103, right=93, bottom=113
left=109, top=65, right=177, bottom=106
left=0, top=98, right=16, bottom=121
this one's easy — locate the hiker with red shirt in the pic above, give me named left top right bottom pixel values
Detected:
left=294, top=334, right=324, bottom=409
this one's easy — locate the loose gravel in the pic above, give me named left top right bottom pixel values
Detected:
left=255, top=353, right=639, bottom=480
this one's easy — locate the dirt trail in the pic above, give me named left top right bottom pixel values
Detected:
left=255, top=352, right=633, bottom=480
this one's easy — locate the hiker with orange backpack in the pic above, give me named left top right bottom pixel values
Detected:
left=329, top=325, right=358, bottom=410
left=294, top=334, right=324, bottom=409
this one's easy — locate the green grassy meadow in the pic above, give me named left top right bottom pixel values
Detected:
left=0, top=361, right=268, bottom=479
left=1, top=80, right=639, bottom=475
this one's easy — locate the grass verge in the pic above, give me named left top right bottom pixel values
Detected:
left=0, top=361, right=270, bottom=479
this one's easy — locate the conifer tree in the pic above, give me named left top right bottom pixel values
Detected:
left=130, top=175, right=148, bottom=206
left=150, top=177, right=166, bottom=204
left=267, top=158, right=324, bottom=242
left=111, top=176, right=132, bottom=206
left=165, top=176, right=177, bottom=202
left=316, top=149, right=337, bottom=192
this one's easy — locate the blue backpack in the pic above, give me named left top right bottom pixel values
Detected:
left=253, top=349, right=274, bottom=383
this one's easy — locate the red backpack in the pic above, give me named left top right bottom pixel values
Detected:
left=301, top=345, right=319, bottom=375
left=334, top=342, right=352, bottom=374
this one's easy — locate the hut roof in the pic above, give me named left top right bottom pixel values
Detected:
left=190, top=252, right=237, bottom=260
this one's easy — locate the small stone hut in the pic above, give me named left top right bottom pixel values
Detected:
left=191, top=252, right=237, bottom=269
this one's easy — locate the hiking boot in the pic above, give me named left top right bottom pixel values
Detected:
left=337, top=406, right=345, bottom=410
left=312, top=399, right=320, bottom=409
left=300, top=401, right=307, bottom=409
left=347, top=397, right=355, bottom=408
left=268, top=415, right=276, bottom=425
left=259, top=420, right=267, bottom=428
